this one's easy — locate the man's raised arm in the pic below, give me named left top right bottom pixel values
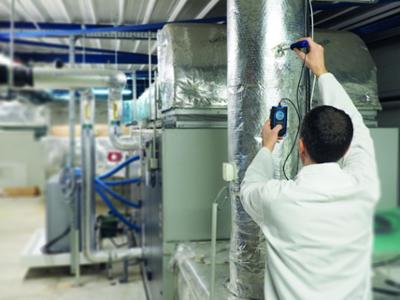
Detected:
left=295, top=38, right=379, bottom=197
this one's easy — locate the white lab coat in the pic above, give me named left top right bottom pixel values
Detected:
left=241, top=73, right=380, bottom=300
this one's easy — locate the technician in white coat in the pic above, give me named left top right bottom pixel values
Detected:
left=241, top=38, right=380, bottom=300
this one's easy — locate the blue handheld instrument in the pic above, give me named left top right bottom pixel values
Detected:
left=290, top=40, right=310, bottom=52
left=270, top=105, right=288, bottom=137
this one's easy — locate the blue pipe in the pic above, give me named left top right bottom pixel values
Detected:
left=14, top=52, right=156, bottom=65
left=95, top=178, right=141, bottom=209
left=103, top=177, right=141, bottom=186
left=0, top=17, right=226, bottom=39
left=98, top=155, right=140, bottom=180
left=95, top=185, right=141, bottom=232
left=0, top=37, right=151, bottom=56
left=0, top=17, right=226, bottom=32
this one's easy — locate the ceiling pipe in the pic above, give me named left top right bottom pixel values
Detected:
left=0, top=63, right=140, bottom=151
left=31, top=67, right=126, bottom=89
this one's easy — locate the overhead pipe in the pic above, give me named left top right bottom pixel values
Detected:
left=80, top=89, right=143, bottom=263
left=227, top=0, right=307, bottom=298
left=0, top=64, right=140, bottom=152
left=32, top=67, right=126, bottom=89
left=0, top=66, right=127, bottom=89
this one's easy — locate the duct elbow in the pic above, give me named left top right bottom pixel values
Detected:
left=109, top=71, right=127, bottom=90
left=108, top=128, right=140, bottom=152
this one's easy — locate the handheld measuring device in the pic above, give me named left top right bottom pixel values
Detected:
left=270, top=105, right=288, bottom=137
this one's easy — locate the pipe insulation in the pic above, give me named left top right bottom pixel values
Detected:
left=32, top=67, right=126, bottom=89
left=227, top=0, right=307, bottom=298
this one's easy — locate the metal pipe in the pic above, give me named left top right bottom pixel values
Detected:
left=30, top=66, right=140, bottom=152
left=67, top=35, right=80, bottom=285
left=210, top=203, right=218, bottom=300
left=108, top=87, right=141, bottom=151
left=80, top=89, right=143, bottom=263
left=227, top=0, right=307, bottom=298
left=31, top=67, right=126, bottom=89
left=8, top=0, right=15, bottom=88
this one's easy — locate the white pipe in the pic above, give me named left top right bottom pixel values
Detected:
left=32, top=67, right=126, bottom=89
left=108, top=88, right=141, bottom=151
left=80, top=89, right=143, bottom=263
left=8, top=0, right=15, bottom=88
left=29, top=66, right=139, bottom=151
left=210, top=203, right=218, bottom=300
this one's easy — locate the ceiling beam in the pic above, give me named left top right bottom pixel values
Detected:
left=197, top=0, right=221, bottom=19
left=16, top=0, right=44, bottom=28
left=115, top=0, right=126, bottom=51
left=343, top=6, right=400, bottom=30
left=53, top=0, right=71, bottom=23
left=87, top=0, right=101, bottom=49
left=148, top=0, right=220, bottom=56
left=330, top=2, right=400, bottom=30
left=314, top=6, right=359, bottom=26
left=15, top=52, right=157, bottom=65
left=134, top=0, right=158, bottom=53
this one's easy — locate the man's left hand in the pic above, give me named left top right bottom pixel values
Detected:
left=262, top=119, right=282, bottom=152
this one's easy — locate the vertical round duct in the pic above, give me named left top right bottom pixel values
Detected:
left=227, top=0, right=306, bottom=298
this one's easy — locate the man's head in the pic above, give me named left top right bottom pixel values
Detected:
left=299, top=105, right=353, bottom=165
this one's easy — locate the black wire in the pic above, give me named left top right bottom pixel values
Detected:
left=373, top=287, right=400, bottom=297
left=41, top=226, right=71, bottom=254
left=280, top=55, right=307, bottom=180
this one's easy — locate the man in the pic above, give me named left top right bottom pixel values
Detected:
left=241, top=38, right=380, bottom=300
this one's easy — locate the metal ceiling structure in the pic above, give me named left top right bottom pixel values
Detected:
left=0, top=0, right=398, bottom=71
left=0, top=0, right=226, bottom=70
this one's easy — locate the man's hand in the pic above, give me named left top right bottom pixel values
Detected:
left=262, top=119, right=282, bottom=152
left=294, top=37, right=328, bottom=77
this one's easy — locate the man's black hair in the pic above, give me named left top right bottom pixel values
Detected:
left=300, top=105, right=353, bottom=163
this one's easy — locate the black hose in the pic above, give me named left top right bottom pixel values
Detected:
left=41, top=226, right=71, bottom=254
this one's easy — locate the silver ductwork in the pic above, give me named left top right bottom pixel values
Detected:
left=227, top=0, right=307, bottom=298
left=314, top=30, right=381, bottom=125
left=157, top=24, right=227, bottom=111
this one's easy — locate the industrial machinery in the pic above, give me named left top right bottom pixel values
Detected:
left=139, top=19, right=390, bottom=300
left=0, top=64, right=143, bottom=282
left=0, top=5, right=396, bottom=298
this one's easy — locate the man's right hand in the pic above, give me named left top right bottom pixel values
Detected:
left=294, top=37, right=328, bottom=77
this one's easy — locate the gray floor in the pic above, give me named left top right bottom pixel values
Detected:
left=0, top=197, right=146, bottom=300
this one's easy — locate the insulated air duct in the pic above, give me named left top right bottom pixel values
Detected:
left=227, top=0, right=307, bottom=298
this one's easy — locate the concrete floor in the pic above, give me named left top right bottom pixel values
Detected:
left=0, top=197, right=146, bottom=300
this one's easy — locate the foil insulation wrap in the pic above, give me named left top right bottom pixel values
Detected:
left=172, top=242, right=240, bottom=300
left=0, top=99, right=49, bottom=125
left=314, top=30, right=381, bottom=113
left=227, top=0, right=306, bottom=298
left=136, top=84, right=156, bottom=122
left=157, top=24, right=227, bottom=111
